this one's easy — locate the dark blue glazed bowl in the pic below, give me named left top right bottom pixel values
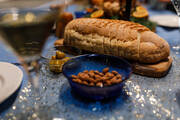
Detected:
left=62, top=54, right=132, bottom=100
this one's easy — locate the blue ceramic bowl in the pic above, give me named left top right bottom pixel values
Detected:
left=62, top=54, right=132, bottom=100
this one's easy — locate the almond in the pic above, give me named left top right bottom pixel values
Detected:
left=83, top=70, right=89, bottom=73
left=102, top=67, right=109, bottom=74
left=105, top=80, right=112, bottom=85
left=110, top=76, right=118, bottom=84
left=94, top=70, right=104, bottom=76
left=72, top=79, right=77, bottom=82
left=72, top=79, right=82, bottom=84
left=89, top=70, right=95, bottom=73
left=105, top=72, right=114, bottom=78
left=95, top=77, right=102, bottom=82
left=102, top=76, right=110, bottom=81
left=89, top=82, right=95, bottom=86
left=96, top=82, right=103, bottom=87
left=88, top=71, right=95, bottom=78
left=78, top=73, right=88, bottom=81
left=87, top=77, right=96, bottom=83
left=116, top=79, right=122, bottom=83
left=84, top=74, right=91, bottom=81
left=82, top=81, right=89, bottom=85
left=116, top=74, right=122, bottom=79
left=95, top=74, right=102, bottom=79
left=112, top=70, right=118, bottom=75
left=77, top=72, right=83, bottom=77
left=71, top=75, right=78, bottom=79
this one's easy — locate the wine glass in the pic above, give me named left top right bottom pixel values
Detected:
left=0, top=0, right=65, bottom=119
left=171, top=0, right=180, bottom=54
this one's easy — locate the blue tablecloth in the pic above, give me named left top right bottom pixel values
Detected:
left=1, top=4, right=180, bottom=120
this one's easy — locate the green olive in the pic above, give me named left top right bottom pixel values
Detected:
left=49, top=59, right=63, bottom=73
left=51, top=55, right=56, bottom=60
left=49, top=56, right=70, bottom=73
left=54, top=60, right=62, bottom=65
left=56, top=51, right=65, bottom=59
left=49, top=59, right=55, bottom=65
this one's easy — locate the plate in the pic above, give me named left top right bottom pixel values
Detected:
left=149, top=15, right=179, bottom=28
left=0, top=62, right=23, bottom=104
left=62, top=54, right=132, bottom=100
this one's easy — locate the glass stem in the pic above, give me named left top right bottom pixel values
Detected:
left=17, top=57, right=41, bottom=118
left=29, top=60, right=40, bottom=100
left=29, top=60, right=40, bottom=89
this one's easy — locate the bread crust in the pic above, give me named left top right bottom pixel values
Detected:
left=64, top=18, right=170, bottom=63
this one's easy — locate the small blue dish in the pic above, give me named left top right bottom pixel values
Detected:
left=62, top=54, right=132, bottom=100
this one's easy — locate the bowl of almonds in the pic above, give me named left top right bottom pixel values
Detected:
left=62, top=54, right=132, bottom=100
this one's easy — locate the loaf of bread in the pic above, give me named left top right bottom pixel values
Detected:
left=64, top=18, right=170, bottom=63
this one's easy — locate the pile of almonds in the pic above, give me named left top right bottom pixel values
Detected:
left=71, top=67, right=122, bottom=87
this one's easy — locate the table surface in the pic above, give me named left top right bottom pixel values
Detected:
left=1, top=2, right=180, bottom=120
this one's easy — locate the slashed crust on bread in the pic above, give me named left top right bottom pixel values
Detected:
left=64, top=18, right=170, bottom=63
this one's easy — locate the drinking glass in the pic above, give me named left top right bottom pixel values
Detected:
left=0, top=0, right=65, bottom=119
left=171, top=0, right=180, bottom=54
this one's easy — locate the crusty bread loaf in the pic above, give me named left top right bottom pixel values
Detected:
left=64, top=18, right=170, bottom=63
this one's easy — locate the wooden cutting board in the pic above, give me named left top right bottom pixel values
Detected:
left=132, top=56, right=172, bottom=78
